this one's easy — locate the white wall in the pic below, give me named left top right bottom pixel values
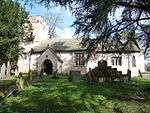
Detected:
left=56, top=52, right=87, bottom=74
left=18, top=16, right=50, bottom=73
left=87, top=54, right=105, bottom=70
left=107, top=53, right=129, bottom=74
left=129, top=52, right=145, bottom=76
left=17, top=55, right=29, bottom=73
left=17, top=54, right=40, bottom=73
left=18, top=49, right=145, bottom=77
left=28, top=16, right=50, bottom=43
left=87, top=52, right=145, bottom=76
left=30, top=54, right=40, bottom=70
left=56, top=52, right=73, bottom=74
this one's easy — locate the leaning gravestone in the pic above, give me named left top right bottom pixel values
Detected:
left=0, top=63, right=6, bottom=79
left=6, top=61, right=11, bottom=78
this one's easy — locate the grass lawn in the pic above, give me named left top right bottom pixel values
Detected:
left=0, top=76, right=150, bottom=113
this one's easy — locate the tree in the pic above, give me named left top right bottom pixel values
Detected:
left=43, top=12, right=63, bottom=38
left=25, top=0, right=150, bottom=54
left=0, top=0, right=28, bottom=67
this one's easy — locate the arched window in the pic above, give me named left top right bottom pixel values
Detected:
left=132, top=56, right=136, bottom=67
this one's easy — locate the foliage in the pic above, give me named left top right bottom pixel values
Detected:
left=0, top=0, right=28, bottom=65
left=1, top=76, right=150, bottom=113
left=25, top=0, right=150, bottom=54
left=145, top=63, right=150, bottom=71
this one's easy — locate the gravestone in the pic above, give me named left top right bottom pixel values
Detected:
left=6, top=61, right=11, bottom=78
left=98, top=60, right=107, bottom=67
left=0, top=63, right=6, bottom=79
left=15, top=68, right=19, bottom=77
left=88, top=60, right=130, bottom=82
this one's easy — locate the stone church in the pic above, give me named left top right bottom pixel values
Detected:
left=17, top=16, right=145, bottom=76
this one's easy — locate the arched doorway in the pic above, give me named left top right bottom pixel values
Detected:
left=43, top=59, right=53, bottom=74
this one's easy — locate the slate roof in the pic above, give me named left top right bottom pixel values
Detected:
left=32, top=38, right=141, bottom=53
left=33, top=38, right=86, bottom=53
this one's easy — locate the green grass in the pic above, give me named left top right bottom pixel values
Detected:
left=0, top=79, right=16, bottom=93
left=0, top=79, right=16, bottom=87
left=0, top=76, right=150, bottom=113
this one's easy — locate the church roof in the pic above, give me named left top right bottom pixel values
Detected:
left=33, top=38, right=85, bottom=52
left=32, top=38, right=141, bottom=53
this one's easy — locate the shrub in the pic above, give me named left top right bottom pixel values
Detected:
left=68, top=75, right=73, bottom=82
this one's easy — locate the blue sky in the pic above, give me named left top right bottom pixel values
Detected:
left=20, top=1, right=75, bottom=38
left=19, top=1, right=123, bottom=39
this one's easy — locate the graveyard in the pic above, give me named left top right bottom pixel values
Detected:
left=1, top=0, right=150, bottom=113
left=0, top=75, right=150, bottom=113
left=0, top=55, right=149, bottom=113
left=0, top=59, right=149, bottom=113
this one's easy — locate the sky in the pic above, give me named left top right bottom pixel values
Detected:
left=20, top=1, right=75, bottom=39
left=19, top=1, right=123, bottom=39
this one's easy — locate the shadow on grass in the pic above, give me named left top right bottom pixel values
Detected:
left=1, top=76, right=150, bottom=113
left=1, top=95, right=86, bottom=113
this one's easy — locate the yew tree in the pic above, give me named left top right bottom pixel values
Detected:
left=0, top=0, right=28, bottom=66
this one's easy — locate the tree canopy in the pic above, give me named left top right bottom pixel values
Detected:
left=0, top=0, right=28, bottom=66
left=28, top=0, right=150, bottom=54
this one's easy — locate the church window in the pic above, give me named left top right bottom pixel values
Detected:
left=75, top=53, right=85, bottom=66
left=132, top=56, right=136, bottom=67
left=111, top=57, right=122, bottom=66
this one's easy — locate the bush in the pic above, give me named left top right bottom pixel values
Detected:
left=68, top=75, right=73, bottom=82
